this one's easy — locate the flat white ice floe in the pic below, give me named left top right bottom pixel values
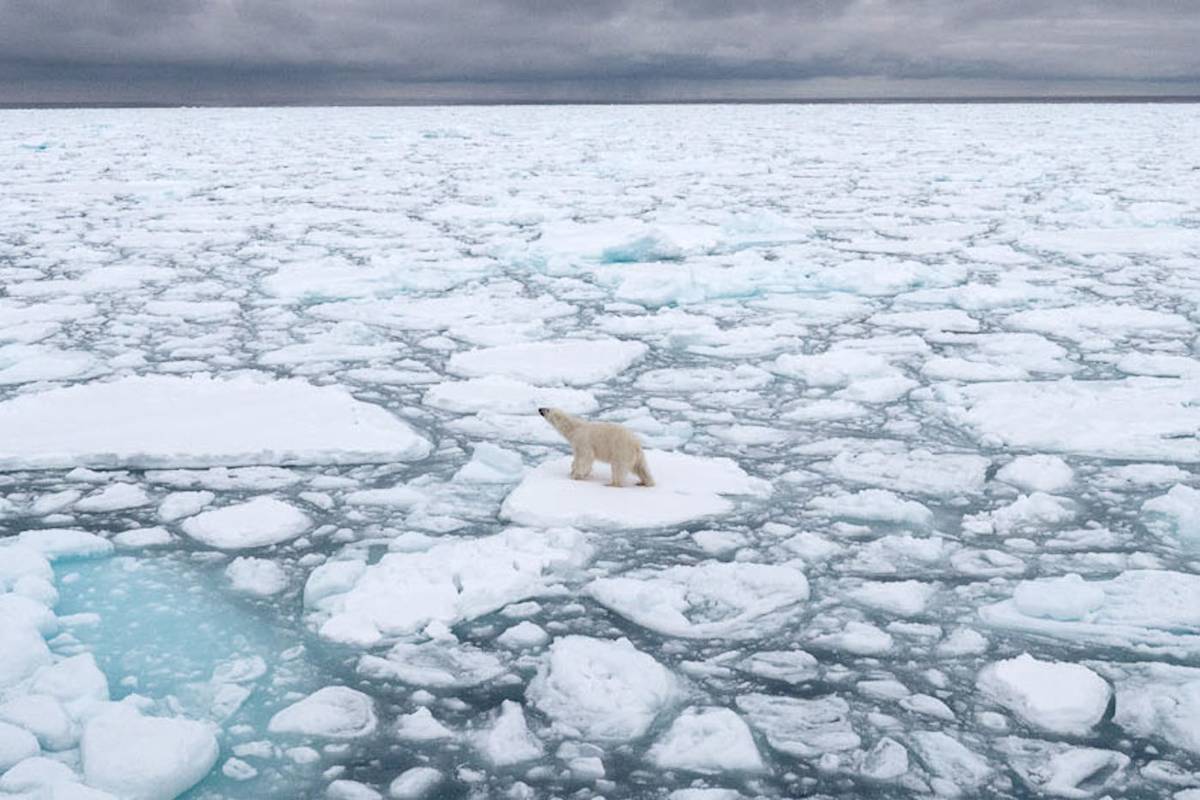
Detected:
left=587, top=561, right=808, bottom=639
left=1142, top=485, right=1200, bottom=547
left=181, top=497, right=312, bottom=550
left=81, top=705, right=219, bottom=800
left=305, top=527, right=590, bottom=645
left=527, top=636, right=680, bottom=742
left=814, top=446, right=989, bottom=497
left=448, top=338, right=647, bottom=386
left=267, top=686, right=377, bottom=739
left=501, top=451, right=770, bottom=529
left=1104, top=662, right=1200, bottom=755
left=980, top=571, right=1200, bottom=656
left=735, top=694, right=859, bottom=758
left=930, top=378, right=1200, bottom=462
left=648, top=707, right=765, bottom=774
left=809, top=489, right=933, bottom=527
left=0, top=374, right=431, bottom=470
left=976, top=653, right=1111, bottom=735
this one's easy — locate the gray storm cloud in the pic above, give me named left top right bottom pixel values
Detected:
left=1, top=0, right=1197, bottom=102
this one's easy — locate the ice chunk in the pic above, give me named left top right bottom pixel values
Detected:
left=0, top=756, right=78, bottom=792
left=0, top=375, right=431, bottom=470
left=635, top=365, right=773, bottom=394
left=968, top=492, right=1077, bottom=536
left=848, top=580, right=937, bottom=617
left=648, top=707, right=764, bottom=774
left=496, top=621, right=549, bottom=650
left=448, top=339, right=647, bottom=386
left=815, top=447, right=988, bottom=496
left=1108, top=663, right=1200, bottom=755
left=0, top=721, right=40, bottom=771
left=587, top=561, right=809, bottom=639
left=388, top=767, right=443, bottom=799
left=527, top=636, right=680, bottom=742
left=861, top=737, right=909, bottom=781
left=81, top=705, right=218, bottom=800
left=426, top=376, right=597, bottom=415
left=736, top=694, right=859, bottom=758
left=0, top=619, right=52, bottom=687
left=997, top=737, right=1128, bottom=798
left=809, top=490, right=933, bottom=527
left=1005, top=304, right=1192, bottom=344
left=737, top=650, right=819, bottom=685
left=0, top=543, right=53, bottom=589
left=393, top=708, right=454, bottom=742
left=811, top=621, right=895, bottom=655
left=343, top=486, right=424, bottom=508
left=359, top=641, right=506, bottom=689
left=181, top=497, right=312, bottom=550
left=326, top=779, right=383, bottom=800
left=1143, top=485, right=1200, bottom=547
left=909, top=731, right=990, bottom=794
left=307, top=527, right=589, bottom=643
left=502, top=451, right=769, bottom=530
left=17, top=529, right=114, bottom=561
left=29, top=653, right=109, bottom=717
left=977, top=654, right=1111, bottom=735
left=981, top=571, right=1200, bottom=656
left=157, top=491, right=215, bottom=522
left=74, top=483, right=151, bottom=512
left=112, top=527, right=173, bottom=549
left=0, top=594, right=56, bottom=636
left=268, top=686, right=378, bottom=739
left=0, top=694, right=75, bottom=751
left=452, top=443, right=525, bottom=484
left=224, top=557, right=289, bottom=596
left=931, top=378, right=1200, bottom=462
left=476, top=701, right=543, bottom=766
left=996, top=455, right=1074, bottom=493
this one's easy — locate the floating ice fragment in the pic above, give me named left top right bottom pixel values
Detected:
left=388, top=766, right=443, bottom=799
left=359, top=642, right=506, bottom=689
left=224, top=557, right=289, bottom=596
left=307, top=527, right=589, bottom=643
left=181, top=497, right=312, bottom=550
left=0, top=375, right=431, bottom=470
left=448, top=339, right=647, bottom=386
left=476, top=701, right=543, bottom=767
left=502, top=451, right=769, bottom=530
left=977, top=654, right=1110, bottom=735
left=648, top=707, right=764, bottom=774
left=587, top=561, right=808, bottom=639
left=81, top=705, right=219, bottom=800
left=1143, top=485, right=1200, bottom=547
left=267, top=686, right=378, bottom=740
left=996, top=455, right=1074, bottom=493
left=17, top=529, right=114, bottom=561
left=527, top=636, right=680, bottom=743
left=736, top=693, right=859, bottom=758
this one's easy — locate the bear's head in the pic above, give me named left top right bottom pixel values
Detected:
left=538, top=407, right=579, bottom=437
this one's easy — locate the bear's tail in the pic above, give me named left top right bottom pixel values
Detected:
left=633, top=452, right=655, bottom=487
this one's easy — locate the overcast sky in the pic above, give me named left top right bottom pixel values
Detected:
left=2, top=0, right=1198, bottom=104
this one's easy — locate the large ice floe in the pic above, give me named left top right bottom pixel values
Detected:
left=0, top=375, right=431, bottom=470
left=501, top=451, right=771, bottom=529
left=4, top=104, right=1200, bottom=799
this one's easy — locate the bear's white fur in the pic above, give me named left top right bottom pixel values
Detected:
left=538, top=407, right=654, bottom=488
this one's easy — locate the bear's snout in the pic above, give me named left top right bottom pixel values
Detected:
left=538, top=407, right=549, bottom=417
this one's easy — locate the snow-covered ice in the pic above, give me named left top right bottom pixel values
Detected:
left=3, top=103, right=1199, bottom=799
left=501, top=451, right=770, bottom=529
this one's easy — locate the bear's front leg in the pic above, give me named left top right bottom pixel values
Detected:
left=570, top=447, right=594, bottom=480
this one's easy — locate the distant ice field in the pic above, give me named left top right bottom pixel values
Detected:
left=0, top=104, right=1198, bottom=800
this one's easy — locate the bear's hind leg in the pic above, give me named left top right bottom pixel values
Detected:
left=633, top=452, right=655, bottom=487
left=609, top=460, right=628, bottom=487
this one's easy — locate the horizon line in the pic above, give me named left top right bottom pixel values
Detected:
left=3, top=94, right=1200, bottom=110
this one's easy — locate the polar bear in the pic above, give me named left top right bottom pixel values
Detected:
left=538, top=407, right=654, bottom=488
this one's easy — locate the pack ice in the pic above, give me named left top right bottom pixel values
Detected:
left=3, top=103, right=1200, bottom=799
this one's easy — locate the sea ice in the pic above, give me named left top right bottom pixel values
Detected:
left=526, top=636, right=680, bottom=742
left=447, top=339, right=647, bottom=386
left=587, top=561, right=809, bottom=639
left=80, top=705, right=218, bottom=800
left=501, top=451, right=770, bottom=529
left=976, top=654, right=1111, bottom=735
left=1143, top=485, right=1200, bottom=547
left=647, top=707, right=764, bottom=774
left=0, top=374, right=432, bottom=470
left=267, top=686, right=378, bottom=739
left=306, top=527, right=590, bottom=644
left=996, top=455, right=1075, bottom=493
left=476, top=701, right=544, bottom=766
left=735, top=694, right=860, bottom=758
left=181, top=497, right=312, bottom=550
left=425, top=376, right=598, bottom=415
left=224, top=557, right=289, bottom=596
